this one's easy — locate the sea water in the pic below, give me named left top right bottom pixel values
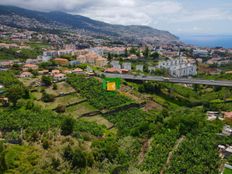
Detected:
left=179, top=35, right=232, bottom=49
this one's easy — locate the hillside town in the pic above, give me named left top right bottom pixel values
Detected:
left=1, top=6, right=232, bottom=174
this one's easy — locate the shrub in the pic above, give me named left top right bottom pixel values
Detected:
left=41, top=92, right=55, bottom=103
left=56, top=105, right=66, bottom=113
left=71, top=149, right=87, bottom=169
left=61, top=118, right=75, bottom=136
left=42, top=138, right=50, bottom=149
left=53, top=83, right=58, bottom=90
left=41, top=76, right=52, bottom=86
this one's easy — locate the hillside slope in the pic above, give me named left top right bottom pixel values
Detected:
left=0, top=5, right=179, bottom=44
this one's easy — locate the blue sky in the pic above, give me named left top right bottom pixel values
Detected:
left=0, top=0, right=232, bottom=35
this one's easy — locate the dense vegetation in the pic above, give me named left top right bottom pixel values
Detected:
left=142, top=130, right=179, bottom=173
left=0, top=47, right=42, bottom=60
left=67, top=74, right=132, bottom=110
left=0, top=70, right=232, bottom=173
left=105, top=108, right=150, bottom=136
left=0, top=71, right=22, bottom=88
left=0, top=108, right=61, bottom=132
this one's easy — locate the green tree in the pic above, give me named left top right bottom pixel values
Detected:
left=129, top=47, right=137, bottom=54
left=6, top=85, right=25, bottom=106
left=63, top=145, right=73, bottom=161
left=124, top=48, right=128, bottom=57
left=42, top=76, right=52, bottom=86
left=39, top=61, right=53, bottom=69
left=143, top=46, right=150, bottom=58
left=71, top=149, right=87, bottom=169
left=53, top=83, right=58, bottom=90
left=41, top=92, right=55, bottom=103
left=56, top=105, right=66, bottom=113
left=151, top=52, right=159, bottom=60
left=93, top=137, right=119, bottom=162
left=61, top=118, right=75, bottom=136
left=77, top=64, right=87, bottom=70
left=107, top=53, right=113, bottom=61
left=0, top=142, right=6, bottom=173
left=143, top=64, right=149, bottom=73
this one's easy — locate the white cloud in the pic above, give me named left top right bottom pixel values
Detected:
left=168, top=8, right=232, bottom=23
left=78, top=0, right=183, bottom=25
left=0, top=0, right=92, bottom=11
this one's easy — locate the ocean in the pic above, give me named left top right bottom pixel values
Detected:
left=179, top=35, right=232, bottom=49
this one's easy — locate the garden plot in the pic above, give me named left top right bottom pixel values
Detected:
left=66, top=102, right=98, bottom=117
left=34, top=93, right=84, bottom=110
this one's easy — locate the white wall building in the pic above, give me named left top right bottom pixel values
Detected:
left=148, top=66, right=156, bottom=73
left=169, top=64, right=197, bottom=78
left=136, top=65, right=144, bottom=72
left=158, top=58, right=186, bottom=69
left=122, top=62, right=131, bottom=71
left=110, top=61, right=121, bottom=69
left=193, top=49, right=209, bottom=58
left=158, top=58, right=197, bottom=77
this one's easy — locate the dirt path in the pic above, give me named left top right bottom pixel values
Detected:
left=160, top=136, right=186, bottom=174
left=138, top=138, right=153, bottom=165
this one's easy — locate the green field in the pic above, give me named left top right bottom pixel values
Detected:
left=82, top=115, right=114, bottom=129
left=31, top=92, right=43, bottom=100
left=224, top=168, right=232, bottom=174
left=27, top=42, right=50, bottom=49
left=45, top=82, right=76, bottom=96
left=66, top=102, right=98, bottom=117
left=34, top=93, right=84, bottom=110
left=19, top=77, right=40, bottom=87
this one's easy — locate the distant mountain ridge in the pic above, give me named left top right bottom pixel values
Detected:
left=0, top=5, right=179, bottom=44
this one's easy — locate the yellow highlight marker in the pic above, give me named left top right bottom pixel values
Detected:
left=107, top=82, right=116, bottom=91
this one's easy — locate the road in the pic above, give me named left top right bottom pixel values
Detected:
left=103, top=73, right=232, bottom=87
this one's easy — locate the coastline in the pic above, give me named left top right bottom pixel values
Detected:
left=178, top=34, right=232, bottom=48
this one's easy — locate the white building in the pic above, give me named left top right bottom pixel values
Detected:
left=44, top=50, right=74, bottom=57
left=122, top=62, right=131, bottom=71
left=53, top=73, right=66, bottom=82
left=222, top=125, right=232, bottom=136
left=207, top=111, right=223, bottom=121
left=158, top=58, right=186, bottom=69
left=136, top=65, right=144, bottom=72
left=193, top=49, right=209, bottom=58
left=169, top=64, right=197, bottom=78
left=110, top=61, right=121, bottom=69
left=20, top=72, right=33, bottom=78
left=148, top=66, right=156, bottom=73
left=158, top=58, right=197, bottom=77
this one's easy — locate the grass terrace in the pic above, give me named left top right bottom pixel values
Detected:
left=66, top=102, right=98, bottom=118
left=34, top=93, right=84, bottom=110
left=224, top=168, right=232, bottom=174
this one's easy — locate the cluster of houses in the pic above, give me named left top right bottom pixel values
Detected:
left=42, top=49, right=108, bottom=67
left=207, top=113, right=232, bottom=172
left=90, top=47, right=125, bottom=56
left=76, top=51, right=108, bottom=67
left=19, top=65, right=89, bottom=82
left=218, top=125, right=232, bottom=171
left=104, top=61, right=144, bottom=74
left=218, top=144, right=232, bottom=158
